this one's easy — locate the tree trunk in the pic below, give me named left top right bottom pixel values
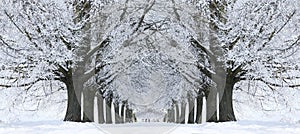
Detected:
left=63, top=73, right=81, bottom=122
left=163, top=114, right=167, bottom=122
left=132, top=113, right=137, bottom=122
left=121, top=102, right=126, bottom=123
left=179, top=101, right=186, bottom=124
left=82, top=87, right=96, bottom=122
left=175, top=102, right=180, bottom=123
left=126, top=109, right=133, bottom=123
left=219, top=72, right=236, bottom=122
left=167, top=108, right=175, bottom=123
left=207, top=0, right=237, bottom=122
left=195, top=95, right=203, bottom=124
left=114, top=102, right=122, bottom=124
left=97, top=93, right=105, bottom=124
left=105, top=97, right=113, bottom=124
left=206, top=86, right=218, bottom=122
left=187, top=97, right=195, bottom=124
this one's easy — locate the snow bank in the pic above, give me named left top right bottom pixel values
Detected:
left=0, top=121, right=299, bottom=134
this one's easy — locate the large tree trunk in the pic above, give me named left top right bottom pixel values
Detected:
left=67, top=0, right=91, bottom=122
left=195, top=94, right=203, bottom=124
left=206, top=0, right=233, bottom=122
left=82, top=87, right=96, bottom=122
left=187, top=97, right=195, bottom=124
left=97, top=93, right=105, bottom=124
left=64, top=72, right=81, bottom=122
left=219, top=71, right=236, bottom=122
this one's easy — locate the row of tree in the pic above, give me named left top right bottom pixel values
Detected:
left=1, top=0, right=300, bottom=123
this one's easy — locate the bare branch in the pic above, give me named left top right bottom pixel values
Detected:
left=4, top=10, right=43, bottom=52
left=254, top=78, right=300, bottom=88
left=132, top=0, right=155, bottom=33
left=119, top=0, right=130, bottom=22
left=0, top=78, right=41, bottom=88
left=171, top=0, right=181, bottom=21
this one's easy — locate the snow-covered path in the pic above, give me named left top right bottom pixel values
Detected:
left=0, top=120, right=299, bottom=134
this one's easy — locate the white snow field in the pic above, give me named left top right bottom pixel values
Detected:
left=0, top=121, right=300, bottom=134
left=0, top=82, right=300, bottom=134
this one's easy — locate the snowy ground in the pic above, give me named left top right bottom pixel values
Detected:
left=0, top=120, right=300, bottom=134
left=1, top=81, right=300, bottom=134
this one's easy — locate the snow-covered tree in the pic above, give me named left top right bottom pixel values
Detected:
left=94, top=0, right=213, bottom=124
left=0, top=0, right=116, bottom=122
left=179, top=0, right=300, bottom=121
left=1, top=0, right=299, bottom=124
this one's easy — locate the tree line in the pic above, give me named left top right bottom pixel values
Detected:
left=0, top=0, right=299, bottom=123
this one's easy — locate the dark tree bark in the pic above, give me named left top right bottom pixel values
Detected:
left=97, top=93, right=105, bottom=124
left=66, top=0, right=92, bottom=122
left=167, top=108, right=175, bottom=123
left=195, top=94, right=203, bottom=124
left=82, top=87, right=96, bottom=122
left=166, top=109, right=171, bottom=122
left=187, top=96, right=195, bottom=124
left=126, top=109, right=133, bottom=123
left=63, top=71, right=81, bottom=122
left=175, top=102, right=180, bottom=123
left=206, top=86, right=218, bottom=122
left=105, top=96, right=113, bottom=124
left=120, top=101, right=126, bottom=123
left=132, top=113, right=137, bottom=122
left=63, top=0, right=91, bottom=123
left=206, top=0, right=237, bottom=122
left=65, top=60, right=85, bottom=122
left=219, top=70, right=237, bottom=122
left=114, top=101, right=122, bottom=124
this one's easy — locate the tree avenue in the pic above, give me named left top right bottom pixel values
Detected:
left=0, top=0, right=299, bottom=123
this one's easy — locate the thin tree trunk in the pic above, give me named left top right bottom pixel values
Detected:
left=175, top=102, right=180, bottom=123
left=105, top=97, right=112, bottom=124
left=188, top=97, right=195, bottom=124
left=167, top=108, right=175, bottom=123
left=195, top=95, right=203, bottom=124
left=163, top=114, right=167, bottom=122
left=97, top=93, right=105, bottom=124
left=132, top=113, right=137, bottom=122
left=114, top=101, right=122, bottom=124
left=121, top=102, right=126, bottom=123
left=126, top=109, right=133, bottom=123
left=179, top=101, right=186, bottom=124
left=167, top=109, right=171, bottom=122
